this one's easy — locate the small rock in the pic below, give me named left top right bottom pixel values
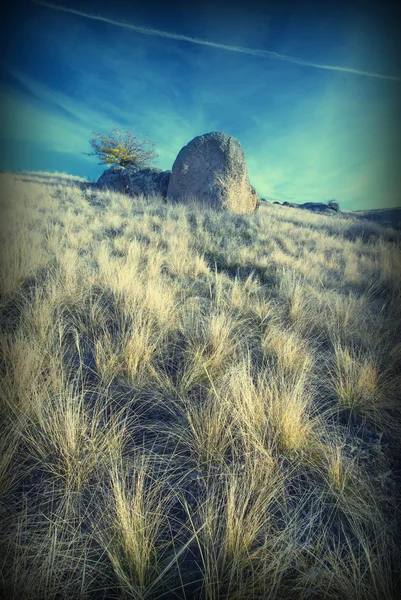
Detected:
left=97, top=165, right=171, bottom=198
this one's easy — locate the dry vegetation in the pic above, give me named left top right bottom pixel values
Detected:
left=0, top=170, right=400, bottom=600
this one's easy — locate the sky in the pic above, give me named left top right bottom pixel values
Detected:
left=0, top=0, right=400, bottom=209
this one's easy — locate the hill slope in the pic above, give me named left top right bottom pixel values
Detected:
left=1, top=171, right=400, bottom=599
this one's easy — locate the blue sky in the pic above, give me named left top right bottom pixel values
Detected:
left=0, top=0, right=400, bottom=209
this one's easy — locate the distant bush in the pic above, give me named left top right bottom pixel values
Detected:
left=328, top=200, right=340, bottom=212
left=85, top=127, right=158, bottom=168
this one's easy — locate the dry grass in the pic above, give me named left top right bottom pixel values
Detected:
left=0, top=171, right=400, bottom=599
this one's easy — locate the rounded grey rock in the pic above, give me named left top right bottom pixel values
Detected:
left=167, top=132, right=259, bottom=214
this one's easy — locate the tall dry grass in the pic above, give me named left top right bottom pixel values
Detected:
left=0, top=171, right=400, bottom=599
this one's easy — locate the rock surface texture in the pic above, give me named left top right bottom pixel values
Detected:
left=167, top=132, right=259, bottom=214
left=97, top=166, right=171, bottom=198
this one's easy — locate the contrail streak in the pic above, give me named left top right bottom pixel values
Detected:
left=32, top=0, right=400, bottom=82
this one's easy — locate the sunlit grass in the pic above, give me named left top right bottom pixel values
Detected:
left=0, top=171, right=400, bottom=599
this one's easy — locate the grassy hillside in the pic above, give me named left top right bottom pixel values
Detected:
left=1, top=171, right=400, bottom=600
left=341, top=208, right=401, bottom=230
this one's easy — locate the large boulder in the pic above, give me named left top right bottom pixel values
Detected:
left=167, top=132, right=259, bottom=214
left=97, top=166, right=171, bottom=198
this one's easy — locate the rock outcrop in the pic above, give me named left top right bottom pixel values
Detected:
left=278, top=201, right=343, bottom=216
left=97, top=166, right=171, bottom=198
left=167, top=132, right=259, bottom=214
left=298, top=202, right=342, bottom=216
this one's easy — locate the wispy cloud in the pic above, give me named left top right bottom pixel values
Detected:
left=0, top=86, right=77, bottom=149
left=32, top=0, right=401, bottom=82
left=245, top=78, right=400, bottom=209
left=3, top=67, right=114, bottom=131
left=0, top=67, right=205, bottom=172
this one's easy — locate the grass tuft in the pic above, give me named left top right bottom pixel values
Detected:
left=0, top=171, right=400, bottom=599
